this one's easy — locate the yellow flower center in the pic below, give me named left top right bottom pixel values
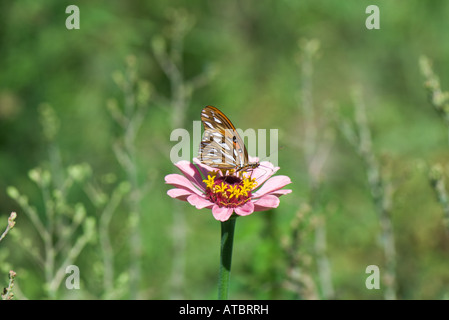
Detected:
left=202, top=171, right=257, bottom=208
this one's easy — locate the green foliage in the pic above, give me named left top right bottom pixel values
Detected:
left=1, top=0, right=449, bottom=299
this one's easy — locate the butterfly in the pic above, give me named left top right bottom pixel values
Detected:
left=199, top=106, right=260, bottom=173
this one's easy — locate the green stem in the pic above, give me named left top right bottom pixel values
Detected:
left=218, top=217, right=236, bottom=300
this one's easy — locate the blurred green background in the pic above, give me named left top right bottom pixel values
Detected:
left=1, top=0, right=449, bottom=300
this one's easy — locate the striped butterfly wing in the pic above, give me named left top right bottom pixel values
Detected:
left=199, top=106, right=258, bottom=172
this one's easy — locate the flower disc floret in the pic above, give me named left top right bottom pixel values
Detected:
left=203, top=173, right=257, bottom=209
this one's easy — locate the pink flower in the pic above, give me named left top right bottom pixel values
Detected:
left=165, top=157, right=292, bottom=222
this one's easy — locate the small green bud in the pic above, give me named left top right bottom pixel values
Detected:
left=73, top=203, right=86, bottom=225
left=6, top=186, right=20, bottom=200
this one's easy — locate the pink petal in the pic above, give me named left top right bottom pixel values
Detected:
left=254, top=166, right=280, bottom=187
left=175, top=161, right=206, bottom=190
left=253, top=195, right=280, bottom=211
left=252, top=175, right=292, bottom=198
left=234, top=201, right=255, bottom=216
left=212, top=205, right=234, bottom=221
left=167, top=188, right=192, bottom=201
left=242, top=161, right=279, bottom=187
left=193, top=157, right=222, bottom=179
left=270, top=189, right=292, bottom=197
left=165, top=174, right=204, bottom=196
left=248, top=155, right=260, bottom=163
left=187, top=194, right=214, bottom=209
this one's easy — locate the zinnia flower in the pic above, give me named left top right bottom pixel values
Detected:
left=165, top=157, right=292, bottom=221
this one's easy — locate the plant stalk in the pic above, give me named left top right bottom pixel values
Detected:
left=218, top=217, right=236, bottom=300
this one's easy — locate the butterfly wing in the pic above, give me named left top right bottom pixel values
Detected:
left=199, top=106, right=249, bottom=170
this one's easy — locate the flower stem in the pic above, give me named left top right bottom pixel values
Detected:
left=218, top=217, right=236, bottom=300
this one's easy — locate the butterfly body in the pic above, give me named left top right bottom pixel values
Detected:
left=199, top=106, right=260, bottom=173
